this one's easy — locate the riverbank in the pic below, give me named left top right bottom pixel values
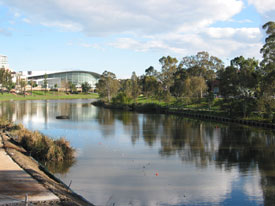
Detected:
left=0, top=91, right=98, bottom=102
left=92, top=100, right=275, bottom=129
left=0, top=120, right=94, bottom=206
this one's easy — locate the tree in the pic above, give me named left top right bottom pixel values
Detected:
left=159, top=56, right=178, bottom=100
left=0, top=68, right=13, bottom=93
left=145, top=66, right=158, bottom=76
left=141, top=66, right=160, bottom=98
left=131, top=72, right=140, bottom=101
left=183, top=76, right=207, bottom=98
left=19, top=79, right=27, bottom=97
left=260, top=21, right=275, bottom=74
left=96, top=71, right=120, bottom=102
left=170, top=69, right=187, bottom=99
left=218, top=56, right=259, bottom=99
left=218, top=56, right=259, bottom=117
left=29, top=80, right=35, bottom=95
left=258, top=21, right=275, bottom=116
left=81, top=82, right=91, bottom=93
left=69, top=82, right=76, bottom=93
left=61, top=80, right=70, bottom=93
left=120, top=79, right=132, bottom=98
left=181, top=51, right=224, bottom=81
left=43, top=73, right=48, bottom=94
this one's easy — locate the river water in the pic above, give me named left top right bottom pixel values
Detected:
left=1, top=99, right=275, bottom=206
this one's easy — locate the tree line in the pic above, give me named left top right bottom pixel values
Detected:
left=96, top=21, right=275, bottom=119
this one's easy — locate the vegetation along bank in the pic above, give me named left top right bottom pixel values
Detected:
left=0, top=119, right=94, bottom=206
left=93, top=21, right=275, bottom=126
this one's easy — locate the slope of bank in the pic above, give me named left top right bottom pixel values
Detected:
left=0, top=92, right=98, bottom=102
left=0, top=122, right=95, bottom=206
left=92, top=100, right=275, bottom=129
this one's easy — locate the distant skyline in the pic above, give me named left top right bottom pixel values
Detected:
left=0, top=0, right=274, bottom=78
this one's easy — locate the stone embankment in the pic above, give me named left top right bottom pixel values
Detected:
left=92, top=101, right=275, bottom=130
left=0, top=132, right=94, bottom=206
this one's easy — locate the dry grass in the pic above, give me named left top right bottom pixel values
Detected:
left=1, top=119, right=75, bottom=164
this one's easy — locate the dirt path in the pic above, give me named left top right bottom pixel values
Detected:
left=0, top=136, right=59, bottom=205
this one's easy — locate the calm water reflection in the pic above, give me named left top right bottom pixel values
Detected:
left=1, top=99, right=275, bottom=206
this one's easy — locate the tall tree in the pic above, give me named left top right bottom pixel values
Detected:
left=141, top=66, right=159, bottom=98
left=120, top=79, right=132, bottom=98
left=183, top=76, right=207, bottom=98
left=0, top=68, right=13, bottom=93
left=29, top=80, right=35, bottom=95
left=19, top=79, right=27, bottom=97
left=43, top=73, right=48, bottom=94
left=81, top=82, right=91, bottom=93
left=159, top=56, right=178, bottom=100
left=181, top=51, right=224, bottom=81
left=219, top=56, right=259, bottom=99
left=170, top=69, right=187, bottom=99
left=131, top=72, right=140, bottom=101
left=69, top=81, right=76, bottom=93
left=258, top=21, right=275, bottom=116
left=96, top=71, right=120, bottom=102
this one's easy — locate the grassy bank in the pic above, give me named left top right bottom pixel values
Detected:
left=0, top=91, right=99, bottom=101
left=1, top=125, right=94, bottom=206
left=93, top=96, right=275, bottom=126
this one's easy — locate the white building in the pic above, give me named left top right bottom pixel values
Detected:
left=0, top=55, right=9, bottom=69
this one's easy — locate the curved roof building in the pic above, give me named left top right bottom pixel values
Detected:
left=28, top=70, right=100, bottom=89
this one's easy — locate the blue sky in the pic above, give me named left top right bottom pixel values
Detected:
left=0, top=0, right=274, bottom=78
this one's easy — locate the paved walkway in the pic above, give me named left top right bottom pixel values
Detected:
left=0, top=137, right=59, bottom=205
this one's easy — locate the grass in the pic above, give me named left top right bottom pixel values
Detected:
left=107, top=95, right=274, bottom=123
left=0, top=118, right=75, bottom=163
left=131, top=96, right=223, bottom=111
left=0, top=91, right=99, bottom=101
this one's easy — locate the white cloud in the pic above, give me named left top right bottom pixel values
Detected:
left=111, top=27, right=262, bottom=60
left=1, top=0, right=243, bottom=35
left=248, top=0, right=275, bottom=13
left=0, top=0, right=265, bottom=61
left=41, top=21, right=82, bottom=32
left=0, top=28, right=11, bottom=36
left=22, top=18, right=31, bottom=23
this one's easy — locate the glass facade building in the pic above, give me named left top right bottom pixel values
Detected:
left=28, top=71, right=100, bottom=89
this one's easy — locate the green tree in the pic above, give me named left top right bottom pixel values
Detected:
left=19, top=79, right=27, bottom=97
left=141, top=66, right=160, bottom=98
left=61, top=80, right=70, bottom=93
left=96, top=71, right=120, bottom=102
left=29, top=80, right=35, bottom=95
left=0, top=68, right=13, bottom=93
left=120, top=79, right=132, bottom=98
left=131, top=72, right=140, bottom=101
left=170, top=69, right=187, bottom=99
left=81, top=82, right=91, bottom=93
left=159, top=56, right=178, bottom=100
left=258, top=21, right=275, bottom=117
left=183, top=76, right=207, bottom=98
left=219, top=56, right=259, bottom=99
left=218, top=56, right=259, bottom=117
left=69, top=82, right=76, bottom=93
left=43, top=73, right=48, bottom=94
left=181, top=51, right=224, bottom=81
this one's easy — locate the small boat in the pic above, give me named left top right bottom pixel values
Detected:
left=56, top=115, right=70, bottom=119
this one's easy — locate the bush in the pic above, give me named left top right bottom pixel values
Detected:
left=5, top=121, right=75, bottom=163
left=112, top=92, right=131, bottom=104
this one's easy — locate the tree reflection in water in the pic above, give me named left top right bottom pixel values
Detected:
left=96, top=108, right=275, bottom=205
left=1, top=100, right=275, bottom=205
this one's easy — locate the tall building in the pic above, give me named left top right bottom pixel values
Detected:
left=0, top=55, right=9, bottom=69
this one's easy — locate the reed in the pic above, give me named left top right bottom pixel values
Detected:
left=1, top=119, right=75, bottom=163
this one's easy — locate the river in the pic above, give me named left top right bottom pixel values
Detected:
left=1, top=99, right=275, bottom=206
